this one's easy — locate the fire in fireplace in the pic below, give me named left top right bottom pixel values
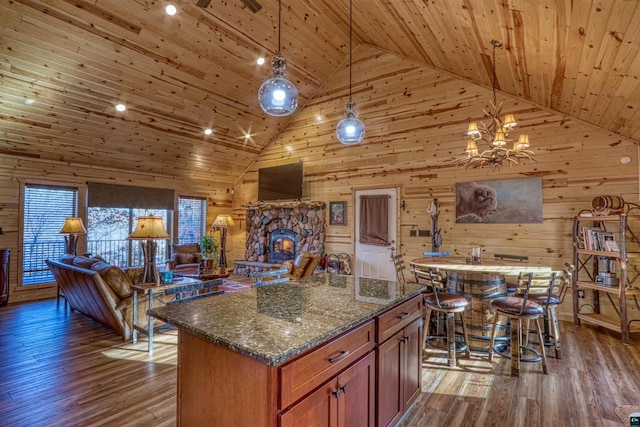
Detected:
left=269, top=229, right=298, bottom=263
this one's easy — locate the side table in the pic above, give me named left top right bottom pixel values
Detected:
left=132, top=277, right=223, bottom=353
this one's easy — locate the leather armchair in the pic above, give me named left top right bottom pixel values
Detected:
left=166, top=243, right=202, bottom=272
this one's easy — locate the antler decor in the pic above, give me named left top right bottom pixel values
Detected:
left=452, top=40, right=535, bottom=170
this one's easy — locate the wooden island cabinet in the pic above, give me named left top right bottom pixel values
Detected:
left=149, top=274, right=425, bottom=427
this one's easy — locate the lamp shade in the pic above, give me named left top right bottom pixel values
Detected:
left=128, top=215, right=170, bottom=240
left=60, top=217, right=87, bottom=234
left=212, top=214, right=235, bottom=228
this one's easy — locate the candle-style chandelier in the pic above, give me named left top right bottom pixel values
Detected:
left=452, top=40, right=535, bottom=169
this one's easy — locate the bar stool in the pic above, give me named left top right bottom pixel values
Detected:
left=421, top=269, right=471, bottom=367
left=391, top=252, right=470, bottom=367
left=488, top=272, right=553, bottom=376
left=526, top=262, right=573, bottom=358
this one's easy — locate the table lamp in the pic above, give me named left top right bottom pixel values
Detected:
left=59, top=217, right=87, bottom=256
left=212, top=214, right=235, bottom=271
left=128, top=215, right=170, bottom=284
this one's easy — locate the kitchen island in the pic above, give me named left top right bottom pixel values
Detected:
left=149, top=273, right=425, bottom=427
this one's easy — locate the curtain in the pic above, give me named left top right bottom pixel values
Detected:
left=359, top=195, right=390, bottom=246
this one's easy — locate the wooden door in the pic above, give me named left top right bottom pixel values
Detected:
left=354, top=188, right=398, bottom=281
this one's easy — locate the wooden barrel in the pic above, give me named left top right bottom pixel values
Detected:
left=591, top=195, right=625, bottom=211
left=446, top=271, right=509, bottom=352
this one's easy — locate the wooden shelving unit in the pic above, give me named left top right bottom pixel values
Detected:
left=572, top=213, right=640, bottom=343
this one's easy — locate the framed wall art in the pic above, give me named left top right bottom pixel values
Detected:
left=330, top=201, right=347, bottom=225
left=455, top=177, right=543, bottom=223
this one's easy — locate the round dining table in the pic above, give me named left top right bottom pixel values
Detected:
left=409, top=257, right=552, bottom=276
left=410, top=257, right=553, bottom=353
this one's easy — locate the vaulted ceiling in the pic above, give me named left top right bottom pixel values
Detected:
left=2, top=0, right=640, bottom=185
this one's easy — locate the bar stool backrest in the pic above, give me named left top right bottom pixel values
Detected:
left=391, top=253, right=408, bottom=283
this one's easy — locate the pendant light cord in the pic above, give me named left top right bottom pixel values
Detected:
left=348, top=0, right=353, bottom=100
left=277, top=0, right=282, bottom=55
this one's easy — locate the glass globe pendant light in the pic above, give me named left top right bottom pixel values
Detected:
left=258, top=0, right=298, bottom=116
left=336, top=0, right=365, bottom=144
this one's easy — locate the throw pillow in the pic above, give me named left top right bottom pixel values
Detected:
left=291, top=251, right=312, bottom=278
left=73, top=256, right=101, bottom=269
left=281, top=260, right=294, bottom=274
left=125, top=266, right=144, bottom=286
left=91, top=261, right=133, bottom=300
left=172, top=253, right=202, bottom=265
left=59, top=254, right=76, bottom=265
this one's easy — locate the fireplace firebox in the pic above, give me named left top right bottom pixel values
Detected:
left=269, top=229, right=297, bottom=263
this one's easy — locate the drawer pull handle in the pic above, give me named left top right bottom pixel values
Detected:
left=329, top=350, right=350, bottom=363
left=332, top=389, right=342, bottom=398
left=340, top=384, right=349, bottom=393
left=397, top=312, right=410, bottom=319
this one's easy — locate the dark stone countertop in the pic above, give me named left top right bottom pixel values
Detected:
left=148, top=273, right=425, bottom=366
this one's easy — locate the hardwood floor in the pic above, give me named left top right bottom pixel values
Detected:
left=1, top=299, right=638, bottom=427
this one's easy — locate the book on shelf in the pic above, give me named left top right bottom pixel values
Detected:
left=581, top=227, right=620, bottom=252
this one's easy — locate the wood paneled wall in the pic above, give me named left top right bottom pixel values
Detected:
left=0, top=156, right=232, bottom=304
left=232, top=44, right=640, bottom=320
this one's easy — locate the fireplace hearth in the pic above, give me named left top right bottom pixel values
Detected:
left=269, top=229, right=297, bottom=263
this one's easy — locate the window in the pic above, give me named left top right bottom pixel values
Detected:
left=177, top=196, right=207, bottom=244
left=87, top=208, right=170, bottom=267
left=23, top=184, right=78, bottom=285
left=86, top=183, right=174, bottom=267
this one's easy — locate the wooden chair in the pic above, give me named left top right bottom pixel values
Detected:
left=526, top=262, right=573, bottom=358
left=251, top=268, right=290, bottom=288
left=391, top=253, right=410, bottom=283
left=488, top=271, right=554, bottom=376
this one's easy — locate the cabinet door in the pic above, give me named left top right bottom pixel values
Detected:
left=279, top=381, right=337, bottom=427
left=280, top=352, right=375, bottom=427
left=377, top=329, right=403, bottom=427
left=402, top=318, right=422, bottom=409
left=377, top=318, right=423, bottom=427
left=339, top=351, right=375, bottom=427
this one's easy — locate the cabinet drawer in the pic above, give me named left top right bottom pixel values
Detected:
left=377, top=295, right=422, bottom=344
left=279, top=320, right=375, bottom=410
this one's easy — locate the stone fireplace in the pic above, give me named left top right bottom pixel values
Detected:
left=234, top=200, right=326, bottom=276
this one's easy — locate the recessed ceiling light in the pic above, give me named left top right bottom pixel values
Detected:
left=115, top=103, right=126, bottom=112
left=621, top=156, right=632, bottom=164
left=315, top=115, right=323, bottom=122
left=204, top=128, right=213, bottom=135
left=244, top=133, right=251, bottom=140
left=286, top=146, right=293, bottom=152
left=257, top=57, right=265, bottom=65
left=165, top=4, right=177, bottom=15
left=25, top=99, right=35, bottom=105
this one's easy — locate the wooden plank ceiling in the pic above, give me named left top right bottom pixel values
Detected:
left=1, top=0, right=639, bottom=184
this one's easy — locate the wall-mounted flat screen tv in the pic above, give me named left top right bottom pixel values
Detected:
left=258, top=163, right=303, bottom=201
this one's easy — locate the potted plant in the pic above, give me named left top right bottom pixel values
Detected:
left=200, top=235, right=219, bottom=259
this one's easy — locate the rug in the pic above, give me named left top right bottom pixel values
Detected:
left=615, top=405, right=640, bottom=426
left=218, top=280, right=252, bottom=293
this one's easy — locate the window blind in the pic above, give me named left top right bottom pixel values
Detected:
left=23, top=184, right=78, bottom=284
left=87, top=182, right=174, bottom=210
